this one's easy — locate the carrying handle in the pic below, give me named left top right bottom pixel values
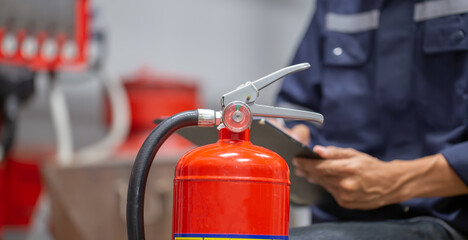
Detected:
left=220, top=63, right=323, bottom=129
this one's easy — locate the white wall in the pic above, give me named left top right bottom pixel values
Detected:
left=95, top=0, right=314, bottom=108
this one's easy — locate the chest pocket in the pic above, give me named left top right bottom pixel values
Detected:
left=323, top=10, right=376, bottom=66
left=417, top=14, right=468, bottom=128
left=321, top=28, right=376, bottom=133
left=323, top=31, right=371, bottom=67
left=423, top=14, right=468, bottom=53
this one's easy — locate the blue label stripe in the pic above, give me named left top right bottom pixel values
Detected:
left=174, top=233, right=288, bottom=240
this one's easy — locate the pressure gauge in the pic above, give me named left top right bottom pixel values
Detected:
left=222, top=101, right=252, bottom=133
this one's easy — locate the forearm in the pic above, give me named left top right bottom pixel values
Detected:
left=392, top=154, right=468, bottom=201
left=295, top=146, right=468, bottom=210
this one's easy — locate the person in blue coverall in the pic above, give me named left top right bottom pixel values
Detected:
left=277, top=0, right=468, bottom=239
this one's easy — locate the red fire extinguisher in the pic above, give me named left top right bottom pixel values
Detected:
left=126, top=63, right=324, bottom=240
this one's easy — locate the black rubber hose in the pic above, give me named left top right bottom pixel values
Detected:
left=127, top=110, right=199, bottom=240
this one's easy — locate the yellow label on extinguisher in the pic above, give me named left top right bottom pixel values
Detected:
left=174, top=234, right=288, bottom=240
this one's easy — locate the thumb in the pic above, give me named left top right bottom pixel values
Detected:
left=290, top=124, right=311, bottom=146
left=313, top=145, right=357, bottom=159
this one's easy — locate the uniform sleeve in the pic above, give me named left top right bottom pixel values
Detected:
left=275, top=0, right=325, bottom=147
left=441, top=142, right=468, bottom=186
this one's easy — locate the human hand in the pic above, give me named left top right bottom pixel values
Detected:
left=289, top=124, right=311, bottom=146
left=293, top=146, right=406, bottom=210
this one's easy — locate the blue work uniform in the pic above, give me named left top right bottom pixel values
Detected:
left=277, top=0, right=468, bottom=236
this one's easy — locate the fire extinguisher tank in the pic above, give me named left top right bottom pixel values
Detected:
left=173, top=128, right=290, bottom=239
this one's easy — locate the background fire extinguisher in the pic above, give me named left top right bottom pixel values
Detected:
left=126, top=63, right=324, bottom=240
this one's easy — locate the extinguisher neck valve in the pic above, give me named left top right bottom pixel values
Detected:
left=219, top=127, right=250, bottom=141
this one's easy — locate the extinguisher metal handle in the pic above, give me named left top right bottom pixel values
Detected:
left=222, top=63, right=310, bottom=106
left=251, top=63, right=310, bottom=92
left=249, top=104, right=323, bottom=124
left=221, top=62, right=323, bottom=124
